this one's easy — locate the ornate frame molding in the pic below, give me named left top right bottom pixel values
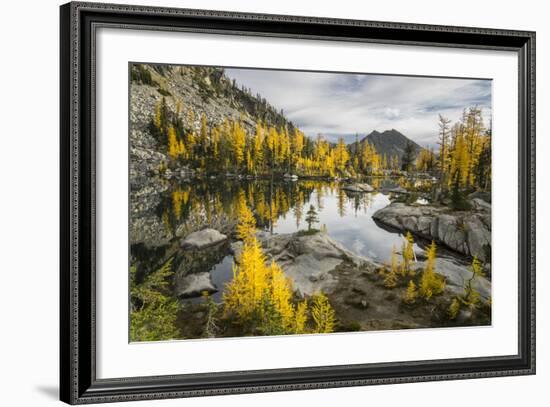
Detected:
left=60, top=2, right=535, bottom=404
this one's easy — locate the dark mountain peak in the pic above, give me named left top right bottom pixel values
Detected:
left=356, top=129, right=422, bottom=163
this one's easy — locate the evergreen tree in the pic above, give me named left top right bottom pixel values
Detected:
left=403, top=280, right=418, bottom=304
left=419, top=241, right=445, bottom=300
left=450, top=171, right=470, bottom=210
left=311, top=292, right=336, bottom=333
left=463, top=256, right=484, bottom=308
left=437, top=114, right=452, bottom=186
left=401, top=141, right=416, bottom=172
left=400, top=232, right=415, bottom=277
left=130, top=259, right=181, bottom=342
left=236, top=193, right=257, bottom=243
left=305, top=205, right=319, bottom=231
left=334, top=137, right=350, bottom=173
left=224, top=201, right=336, bottom=336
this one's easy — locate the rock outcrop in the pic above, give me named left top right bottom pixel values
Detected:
left=257, top=231, right=373, bottom=296
left=372, top=202, right=491, bottom=262
left=414, top=257, right=491, bottom=301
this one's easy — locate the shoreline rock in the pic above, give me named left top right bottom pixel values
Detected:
left=372, top=202, right=491, bottom=262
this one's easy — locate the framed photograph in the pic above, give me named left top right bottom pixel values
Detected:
left=60, top=1, right=535, bottom=404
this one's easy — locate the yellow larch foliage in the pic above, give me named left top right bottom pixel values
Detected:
left=211, top=127, right=220, bottom=160
left=471, top=256, right=484, bottom=278
left=245, top=149, right=252, bottom=173
left=178, top=140, right=186, bottom=158
left=224, top=201, right=315, bottom=335
left=223, top=238, right=268, bottom=320
left=230, top=121, right=246, bottom=167
left=400, top=232, right=415, bottom=277
left=200, top=113, right=208, bottom=152
left=266, top=127, right=279, bottom=165
left=253, top=122, right=264, bottom=171
left=419, top=241, right=445, bottom=300
left=168, top=126, right=179, bottom=160
left=294, top=299, right=308, bottom=334
left=384, top=267, right=398, bottom=289
left=463, top=256, right=483, bottom=309
left=416, top=149, right=435, bottom=172
left=278, top=128, right=290, bottom=165
left=171, top=189, right=183, bottom=220
left=311, top=292, right=336, bottom=334
left=154, top=100, right=162, bottom=130
left=292, top=129, right=305, bottom=170
left=403, top=280, right=418, bottom=304
left=186, top=130, right=196, bottom=161
left=266, top=261, right=295, bottom=330
left=448, top=297, right=461, bottom=320
left=334, top=137, right=350, bottom=173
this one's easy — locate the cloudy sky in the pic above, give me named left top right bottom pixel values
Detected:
left=225, top=68, right=492, bottom=148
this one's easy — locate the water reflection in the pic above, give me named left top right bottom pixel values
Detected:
left=131, top=178, right=427, bottom=301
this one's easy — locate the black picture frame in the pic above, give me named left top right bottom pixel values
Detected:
left=60, top=2, right=536, bottom=404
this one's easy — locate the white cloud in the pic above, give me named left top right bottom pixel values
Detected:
left=384, top=108, right=400, bottom=120
left=225, top=68, right=492, bottom=148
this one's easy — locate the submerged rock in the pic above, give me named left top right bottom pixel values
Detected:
left=342, top=183, right=374, bottom=193
left=177, top=272, right=217, bottom=298
left=372, top=202, right=491, bottom=262
left=181, top=228, right=228, bottom=250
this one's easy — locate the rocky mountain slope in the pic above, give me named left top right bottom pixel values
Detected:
left=129, top=64, right=293, bottom=189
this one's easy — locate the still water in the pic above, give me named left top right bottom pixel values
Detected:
left=131, top=178, right=424, bottom=302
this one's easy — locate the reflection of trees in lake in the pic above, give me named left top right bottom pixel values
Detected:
left=292, top=189, right=304, bottom=229
left=150, top=179, right=380, bottom=239
left=337, top=188, right=347, bottom=217
left=349, top=192, right=374, bottom=216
